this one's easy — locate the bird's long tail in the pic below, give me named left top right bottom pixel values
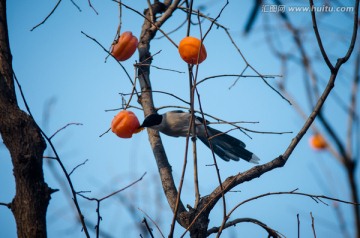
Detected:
left=198, top=126, right=260, bottom=164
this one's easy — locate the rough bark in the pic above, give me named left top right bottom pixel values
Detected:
left=0, top=0, right=51, bottom=237
left=137, top=0, right=189, bottom=227
left=136, top=2, right=213, bottom=236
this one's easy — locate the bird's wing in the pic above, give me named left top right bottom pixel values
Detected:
left=195, top=115, right=210, bottom=125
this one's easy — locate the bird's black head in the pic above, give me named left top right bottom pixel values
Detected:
left=140, top=113, right=163, bottom=128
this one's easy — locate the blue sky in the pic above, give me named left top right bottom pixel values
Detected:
left=1, top=0, right=359, bottom=237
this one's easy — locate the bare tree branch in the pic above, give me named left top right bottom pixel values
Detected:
left=135, top=2, right=191, bottom=233
left=112, top=0, right=178, bottom=48
left=12, top=70, right=90, bottom=237
left=87, top=0, right=98, bottom=15
left=213, top=188, right=359, bottom=237
left=0, top=202, right=11, bottom=208
left=207, top=217, right=282, bottom=238
left=81, top=31, right=137, bottom=94
left=68, top=159, right=89, bottom=176
left=310, top=212, right=317, bottom=238
left=347, top=49, right=360, bottom=159
left=138, top=207, right=165, bottom=238
left=30, top=0, right=62, bottom=31
left=77, top=172, right=146, bottom=238
left=309, top=0, right=334, bottom=71
left=49, top=122, right=83, bottom=140
left=297, top=214, right=300, bottom=238
left=142, top=218, right=155, bottom=238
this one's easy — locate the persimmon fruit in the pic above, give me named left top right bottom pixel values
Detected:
left=111, top=31, right=138, bottom=61
left=309, top=133, right=327, bottom=150
left=111, top=110, right=142, bottom=138
left=178, top=36, right=207, bottom=64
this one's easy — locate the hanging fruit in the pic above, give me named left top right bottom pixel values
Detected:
left=111, top=31, right=138, bottom=61
left=178, top=36, right=207, bottom=64
left=111, top=110, right=142, bottom=138
left=309, top=133, right=327, bottom=150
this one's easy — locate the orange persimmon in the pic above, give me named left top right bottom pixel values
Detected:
left=309, top=133, right=327, bottom=150
left=111, top=110, right=142, bottom=138
left=178, top=36, right=207, bottom=64
left=111, top=31, right=138, bottom=61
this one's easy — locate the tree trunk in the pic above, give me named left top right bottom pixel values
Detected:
left=0, top=0, right=51, bottom=237
left=189, top=213, right=210, bottom=238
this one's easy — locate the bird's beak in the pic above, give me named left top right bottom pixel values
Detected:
left=133, top=126, right=145, bottom=134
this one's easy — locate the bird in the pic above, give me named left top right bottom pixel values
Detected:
left=139, top=110, right=260, bottom=164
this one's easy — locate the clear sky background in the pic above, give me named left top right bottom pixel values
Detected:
left=1, top=0, right=359, bottom=237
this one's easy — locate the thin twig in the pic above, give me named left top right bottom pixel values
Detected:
left=155, top=17, right=187, bottom=40
left=80, top=31, right=137, bottom=93
left=70, top=0, right=82, bottom=12
left=30, top=0, right=62, bottom=31
left=99, top=127, right=111, bottom=138
left=215, top=189, right=359, bottom=237
left=202, top=0, right=229, bottom=41
left=346, top=50, right=359, bottom=159
left=207, top=127, right=292, bottom=142
left=309, top=0, right=334, bottom=71
left=192, top=10, right=202, bottom=210
left=151, top=64, right=184, bottom=73
left=228, top=65, right=248, bottom=90
left=49, top=122, right=83, bottom=140
left=112, top=0, right=178, bottom=48
left=95, top=201, right=101, bottom=238
left=207, top=217, right=282, bottom=237
left=310, top=212, right=317, bottom=238
left=338, top=0, right=359, bottom=63
left=77, top=172, right=146, bottom=237
left=0, top=202, right=11, bottom=208
left=88, top=0, right=99, bottom=15
left=138, top=90, right=190, bottom=105
left=99, top=172, right=146, bottom=201
left=123, top=73, right=138, bottom=110
left=196, top=73, right=280, bottom=86
left=69, top=159, right=89, bottom=176
left=118, top=1, right=122, bottom=35
left=138, top=208, right=165, bottom=238
left=142, top=218, right=155, bottom=238
left=208, top=120, right=259, bottom=125
left=224, top=28, right=291, bottom=104
left=168, top=114, right=192, bottom=237
left=194, top=73, right=230, bottom=238
left=297, top=214, right=300, bottom=238
left=105, top=2, right=122, bottom=62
